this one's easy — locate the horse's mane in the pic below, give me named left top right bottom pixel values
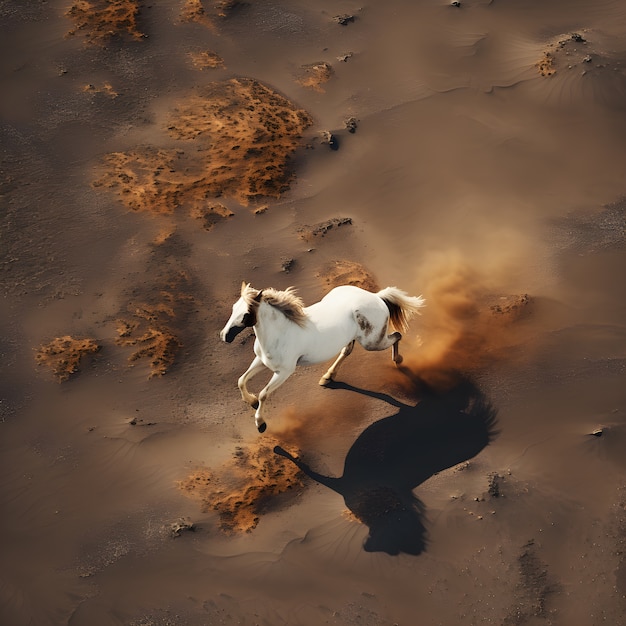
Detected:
left=241, top=283, right=307, bottom=327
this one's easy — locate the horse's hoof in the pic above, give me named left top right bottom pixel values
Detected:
left=257, top=422, right=267, bottom=433
left=319, top=376, right=332, bottom=387
left=394, top=355, right=404, bottom=366
left=251, top=399, right=259, bottom=410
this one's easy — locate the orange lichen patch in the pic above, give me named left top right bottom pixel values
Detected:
left=319, top=260, right=379, bottom=292
left=536, top=51, right=556, bottom=77
left=181, top=0, right=209, bottom=23
left=94, top=79, right=313, bottom=211
left=65, top=0, right=144, bottom=45
left=94, top=147, right=185, bottom=214
left=213, top=0, right=238, bottom=17
left=82, top=82, right=119, bottom=97
left=117, top=323, right=180, bottom=378
left=297, top=62, right=333, bottom=92
left=180, top=0, right=238, bottom=29
left=190, top=202, right=234, bottom=230
left=187, top=50, right=225, bottom=70
left=115, top=269, right=195, bottom=377
left=36, top=336, right=101, bottom=382
left=536, top=32, right=592, bottom=77
left=165, top=79, right=314, bottom=201
left=179, top=438, right=305, bottom=534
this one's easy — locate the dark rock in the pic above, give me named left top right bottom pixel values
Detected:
left=281, top=258, right=296, bottom=273
left=334, top=14, right=355, bottom=25
left=320, top=130, right=339, bottom=150
left=344, top=117, right=358, bottom=133
left=487, top=472, right=504, bottom=498
left=170, top=518, right=195, bottom=537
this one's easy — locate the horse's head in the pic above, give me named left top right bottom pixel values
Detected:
left=219, top=282, right=263, bottom=343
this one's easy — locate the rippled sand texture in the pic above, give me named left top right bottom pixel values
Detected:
left=1, top=0, right=626, bottom=625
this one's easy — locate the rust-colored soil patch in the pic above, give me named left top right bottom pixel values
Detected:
left=536, top=32, right=589, bottom=77
left=36, top=336, right=101, bottom=381
left=180, top=0, right=237, bottom=29
left=297, top=62, right=333, bottom=92
left=179, top=438, right=305, bottom=534
left=94, top=147, right=184, bottom=215
left=188, top=50, right=225, bottom=70
left=165, top=79, right=313, bottom=202
left=536, top=52, right=556, bottom=77
left=94, top=78, right=313, bottom=211
left=82, top=82, right=119, bottom=97
left=117, top=321, right=180, bottom=378
left=319, top=260, right=380, bottom=292
left=181, top=0, right=211, bottom=25
left=115, top=266, right=196, bottom=378
left=65, top=0, right=144, bottom=45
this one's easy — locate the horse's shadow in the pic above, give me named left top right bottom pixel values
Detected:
left=275, top=374, right=498, bottom=556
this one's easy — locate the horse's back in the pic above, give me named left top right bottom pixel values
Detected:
left=304, top=285, right=371, bottom=314
left=307, top=284, right=389, bottom=327
left=318, top=284, right=382, bottom=307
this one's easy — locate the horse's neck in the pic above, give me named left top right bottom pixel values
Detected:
left=254, top=302, right=294, bottom=343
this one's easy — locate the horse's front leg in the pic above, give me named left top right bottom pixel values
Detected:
left=255, top=368, right=295, bottom=433
left=319, top=340, right=355, bottom=386
left=238, top=356, right=266, bottom=408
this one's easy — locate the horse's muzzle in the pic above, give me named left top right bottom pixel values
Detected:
left=222, top=325, right=245, bottom=343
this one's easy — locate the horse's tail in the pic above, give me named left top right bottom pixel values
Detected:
left=377, top=287, right=426, bottom=333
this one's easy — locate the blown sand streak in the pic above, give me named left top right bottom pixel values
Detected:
left=1, top=0, right=626, bottom=625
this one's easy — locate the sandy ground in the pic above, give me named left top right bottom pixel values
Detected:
left=1, top=1, right=626, bottom=624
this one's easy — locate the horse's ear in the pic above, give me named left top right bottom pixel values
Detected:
left=254, top=289, right=264, bottom=303
left=241, top=281, right=248, bottom=295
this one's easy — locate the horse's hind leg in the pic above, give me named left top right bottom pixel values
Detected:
left=319, top=340, right=355, bottom=386
left=238, top=356, right=266, bottom=408
left=391, top=333, right=403, bottom=365
left=366, top=329, right=403, bottom=365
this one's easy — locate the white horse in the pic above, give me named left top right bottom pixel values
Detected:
left=220, top=282, right=425, bottom=432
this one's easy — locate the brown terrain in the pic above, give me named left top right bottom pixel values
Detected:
left=1, top=1, right=626, bottom=625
